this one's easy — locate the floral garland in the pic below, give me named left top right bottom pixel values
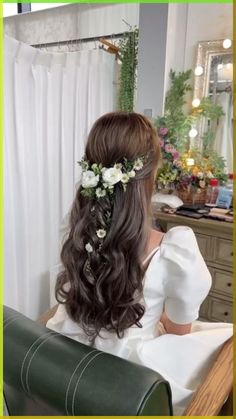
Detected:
left=78, top=156, right=144, bottom=198
left=78, top=156, right=145, bottom=252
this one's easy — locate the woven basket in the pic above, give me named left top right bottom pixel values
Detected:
left=177, top=188, right=207, bottom=205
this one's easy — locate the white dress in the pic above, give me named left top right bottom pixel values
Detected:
left=47, top=226, right=233, bottom=415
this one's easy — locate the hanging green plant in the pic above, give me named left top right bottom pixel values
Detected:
left=118, top=27, right=139, bottom=112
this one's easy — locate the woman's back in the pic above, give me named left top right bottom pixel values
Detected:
left=48, top=225, right=211, bottom=348
left=48, top=225, right=232, bottom=414
left=55, top=112, right=161, bottom=340
left=48, top=112, right=232, bottom=414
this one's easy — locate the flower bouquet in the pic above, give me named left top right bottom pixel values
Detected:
left=176, top=149, right=227, bottom=204
left=156, top=126, right=183, bottom=193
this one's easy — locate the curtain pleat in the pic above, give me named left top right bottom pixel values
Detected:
left=4, top=35, right=116, bottom=318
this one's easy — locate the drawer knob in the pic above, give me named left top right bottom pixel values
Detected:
left=227, top=282, right=232, bottom=287
left=224, top=311, right=229, bottom=316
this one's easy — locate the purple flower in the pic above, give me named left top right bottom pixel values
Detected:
left=159, top=139, right=164, bottom=148
left=159, top=127, right=168, bottom=136
left=172, top=151, right=180, bottom=160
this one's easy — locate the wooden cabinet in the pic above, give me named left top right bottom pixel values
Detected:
left=152, top=207, right=233, bottom=322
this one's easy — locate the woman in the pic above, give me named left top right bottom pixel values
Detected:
left=47, top=112, right=232, bottom=415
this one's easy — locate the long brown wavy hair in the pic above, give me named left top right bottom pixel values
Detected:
left=56, top=112, right=160, bottom=340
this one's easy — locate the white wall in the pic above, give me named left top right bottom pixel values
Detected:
left=184, top=3, right=233, bottom=71
left=136, top=4, right=168, bottom=117
left=164, top=4, right=188, bottom=96
left=164, top=2, right=232, bottom=107
left=4, top=3, right=139, bottom=45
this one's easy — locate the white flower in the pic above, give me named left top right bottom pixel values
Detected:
left=96, top=188, right=106, bottom=198
left=114, top=163, right=122, bottom=170
left=206, top=171, right=214, bottom=179
left=96, top=229, right=106, bottom=239
left=102, top=167, right=122, bottom=186
left=197, top=172, right=204, bottom=179
left=82, top=170, right=99, bottom=188
left=128, top=170, right=136, bottom=178
left=85, top=243, right=93, bottom=253
left=91, top=163, right=98, bottom=171
left=133, top=158, right=143, bottom=171
left=121, top=173, right=130, bottom=184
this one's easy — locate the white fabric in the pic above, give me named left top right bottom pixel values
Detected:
left=47, top=226, right=232, bottom=415
left=4, top=35, right=116, bottom=319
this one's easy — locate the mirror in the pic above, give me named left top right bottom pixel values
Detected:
left=193, top=40, right=233, bottom=173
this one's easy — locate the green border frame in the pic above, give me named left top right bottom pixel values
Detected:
left=1, top=1, right=234, bottom=418
left=2, top=0, right=234, bottom=3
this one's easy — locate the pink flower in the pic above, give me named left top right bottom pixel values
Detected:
left=172, top=151, right=180, bottom=160
left=159, top=127, right=168, bottom=136
left=165, top=144, right=174, bottom=153
left=159, top=139, right=164, bottom=148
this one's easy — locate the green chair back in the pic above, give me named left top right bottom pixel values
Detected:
left=4, top=305, right=172, bottom=416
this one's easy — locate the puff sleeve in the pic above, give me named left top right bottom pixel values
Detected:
left=161, top=226, right=212, bottom=324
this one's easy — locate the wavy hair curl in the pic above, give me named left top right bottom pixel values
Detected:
left=56, top=112, right=160, bottom=340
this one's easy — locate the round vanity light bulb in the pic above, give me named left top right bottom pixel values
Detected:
left=194, top=65, right=204, bottom=76
left=186, top=158, right=195, bottom=167
left=192, top=98, right=201, bottom=108
left=189, top=128, right=198, bottom=138
left=223, top=39, right=232, bottom=49
left=226, top=62, right=232, bottom=69
left=217, top=63, right=223, bottom=70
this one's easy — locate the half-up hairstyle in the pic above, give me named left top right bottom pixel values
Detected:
left=56, top=112, right=160, bottom=341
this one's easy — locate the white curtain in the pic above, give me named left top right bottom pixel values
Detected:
left=4, top=35, right=116, bottom=319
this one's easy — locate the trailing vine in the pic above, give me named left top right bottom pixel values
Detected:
left=118, top=27, right=139, bottom=112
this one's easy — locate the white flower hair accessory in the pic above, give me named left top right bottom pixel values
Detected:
left=78, top=155, right=146, bottom=199
left=78, top=155, right=146, bottom=254
left=96, top=229, right=106, bottom=239
left=85, top=243, right=93, bottom=253
left=82, top=171, right=99, bottom=188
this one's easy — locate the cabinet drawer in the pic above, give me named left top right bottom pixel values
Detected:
left=195, top=233, right=212, bottom=261
left=213, top=238, right=233, bottom=268
left=208, top=297, right=232, bottom=323
left=210, top=268, right=233, bottom=298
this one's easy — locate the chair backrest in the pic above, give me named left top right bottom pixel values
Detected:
left=4, top=306, right=173, bottom=416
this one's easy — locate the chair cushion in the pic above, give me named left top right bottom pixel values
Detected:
left=4, top=305, right=173, bottom=416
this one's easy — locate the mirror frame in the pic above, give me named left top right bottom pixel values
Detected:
left=193, top=40, right=233, bottom=147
